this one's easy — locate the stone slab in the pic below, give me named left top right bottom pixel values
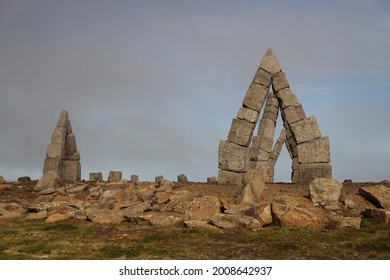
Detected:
left=236, top=107, right=259, bottom=124
left=297, top=137, right=330, bottom=164
left=242, top=83, right=269, bottom=112
left=272, top=72, right=290, bottom=92
left=62, top=160, right=81, bottom=182
left=65, top=133, right=77, bottom=154
left=108, top=171, right=122, bottom=182
left=259, top=48, right=282, bottom=74
left=290, top=116, right=322, bottom=144
left=227, top=118, right=256, bottom=147
left=296, top=163, right=332, bottom=183
left=283, top=104, right=306, bottom=124
left=218, top=141, right=249, bottom=172
left=275, top=88, right=299, bottom=109
left=46, top=143, right=65, bottom=159
left=89, top=172, right=103, bottom=181
left=218, top=169, right=245, bottom=186
left=252, top=68, right=272, bottom=87
left=249, top=146, right=270, bottom=161
left=43, top=158, right=62, bottom=174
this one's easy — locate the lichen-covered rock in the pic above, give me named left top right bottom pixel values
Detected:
left=34, top=171, right=61, bottom=192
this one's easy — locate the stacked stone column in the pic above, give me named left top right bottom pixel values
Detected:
left=43, top=110, right=81, bottom=182
left=218, top=48, right=332, bottom=185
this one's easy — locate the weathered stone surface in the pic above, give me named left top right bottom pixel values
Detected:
left=227, top=118, right=256, bottom=147
left=259, top=48, right=282, bottom=74
left=130, top=175, right=139, bottom=183
left=18, top=176, right=31, bottom=182
left=156, top=179, right=174, bottom=192
left=272, top=72, right=290, bottom=92
left=121, top=201, right=150, bottom=215
left=0, top=184, right=13, bottom=191
left=296, top=163, right=332, bottom=183
left=235, top=166, right=265, bottom=206
left=184, top=220, right=223, bottom=232
left=297, top=137, right=330, bottom=164
left=283, top=104, right=306, bottom=124
left=0, top=176, right=6, bottom=184
left=358, top=185, right=390, bottom=209
left=128, top=212, right=183, bottom=227
left=238, top=202, right=273, bottom=226
left=35, top=171, right=61, bottom=191
left=45, top=213, right=69, bottom=223
left=183, top=196, right=221, bottom=221
left=108, top=171, right=122, bottom=182
left=91, top=210, right=123, bottom=224
left=210, top=213, right=260, bottom=229
left=218, top=170, right=245, bottom=186
left=89, top=172, right=103, bottom=181
left=252, top=67, right=272, bottom=87
left=24, top=210, right=48, bottom=221
left=207, top=176, right=217, bottom=183
left=290, top=116, right=322, bottom=144
left=276, top=88, right=299, bottom=109
left=249, top=146, right=270, bottom=161
left=365, top=208, right=390, bottom=224
left=177, top=174, right=188, bottom=183
left=237, top=107, right=260, bottom=124
left=65, top=133, right=77, bottom=154
left=218, top=141, right=249, bottom=172
left=62, top=160, right=81, bottom=181
left=43, top=158, right=62, bottom=174
left=309, top=178, right=342, bottom=209
left=242, top=83, right=269, bottom=112
left=271, top=196, right=329, bottom=230
left=328, top=215, right=361, bottom=229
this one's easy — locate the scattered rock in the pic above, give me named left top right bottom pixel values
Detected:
left=18, top=176, right=31, bottom=182
left=358, top=185, right=390, bottom=209
left=328, top=215, right=361, bottom=229
left=184, top=220, right=223, bottom=232
left=210, top=213, right=260, bottom=229
left=235, top=166, right=265, bottom=206
left=177, top=174, right=188, bottom=183
left=89, top=172, right=103, bottom=181
left=207, top=176, right=217, bottom=183
left=0, top=175, right=5, bottom=184
left=45, top=213, right=69, bottom=223
left=156, top=179, right=174, bottom=192
left=91, top=210, right=123, bottom=224
left=365, top=208, right=390, bottom=224
left=108, top=171, right=122, bottom=182
left=309, top=178, right=342, bottom=209
left=34, top=171, right=61, bottom=192
left=24, top=210, right=48, bottom=221
left=240, top=202, right=273, bottom=226
left=130, top=175, right=139, bottom=183
left=128, top=212, right=183, bottom=227
left=343, top=179, right=353, bottom=184
left=183, top=196, right=221, bottom=221
left=39, top=188, right=57, bottom=195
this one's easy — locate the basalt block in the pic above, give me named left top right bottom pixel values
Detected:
left=227, top=118, right=256, bottom=147
left=218, top=141, right=249, bottom=172
left=242, top=83, right=269, bottom=112
left=290, top=116, right=322, bottom=144
left=297, top=137, right=330, bottom=164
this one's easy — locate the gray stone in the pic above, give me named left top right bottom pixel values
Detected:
left=34, top=171, right=61, bottom=192
left=297, top=137, right=330, bottom=164
left=183, top=196, right=221, bottom=221
left=290, top=116, right=322, bottom=144
left=89, top=172, right=103, bottom=181
left=46, top=143, right=65, bottom=159
left=218, top=170, right=244, bottom=186
left=177, top=174, right=188, bottom=183
left=309, top=178, right=342, bottom=209
left=237, top=107, right=260, bottom=124
left=235, top=166, right=265, bottom=206
left=242, top=83, right=269, bottom=112
left=130, top=175, right=139, bottom=183
left=210, top=213, right=259, bottom=229
left=296, top=163, right=332, bottom=183
left=65, top=133, right=77, bottom=154
left=18, top=176, right=31, bottom=182
left=227, top=118, right=256, bottom=147
left=272, top=72, right=290, bottom=92
left=259, top=48, right=282, bottom=74
left=108, top=171, right=122, bottom=182
left=218, top=141, right=249, bottom=172
left=62, top=160, right=81, bottom=182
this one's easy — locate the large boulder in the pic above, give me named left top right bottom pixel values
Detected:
left=235, top=166, right=265, bottom=206
left=271, top=196, right=329, bottom=230
left=309, top=178, right=342, bottom=209
left=34, top=171, right=61, bottom=192
left=358, top=185, right=390, bottom=209
left=183, top=196, right=221, bottom=221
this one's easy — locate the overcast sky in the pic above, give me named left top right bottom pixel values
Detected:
left=1, top=0, right=389, bottom=182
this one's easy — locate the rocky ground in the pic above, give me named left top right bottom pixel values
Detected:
left=1, top=176, right=389, bottom=231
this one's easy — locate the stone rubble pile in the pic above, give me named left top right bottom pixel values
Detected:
left=2, top=172, right=389, bottom=230
left=219, top=48, right=332, bottom=185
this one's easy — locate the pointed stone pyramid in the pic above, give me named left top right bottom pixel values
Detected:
left=218, top=48, right=332, bottom=185
left=43, top=109, right=81, bottom=181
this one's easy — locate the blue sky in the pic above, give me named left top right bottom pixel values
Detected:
left=0, top=0, right=389, bottom=182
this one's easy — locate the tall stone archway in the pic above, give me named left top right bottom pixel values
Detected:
left=218, top=49, right=332, bottom=185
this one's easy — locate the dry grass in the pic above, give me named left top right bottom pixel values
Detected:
left=0, top=218, right=389, bottom=260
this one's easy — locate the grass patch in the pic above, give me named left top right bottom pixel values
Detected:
left=0, top=218, right=389, bottom=259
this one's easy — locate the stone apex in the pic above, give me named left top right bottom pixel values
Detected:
left=259, top=48, right=282, bottom=74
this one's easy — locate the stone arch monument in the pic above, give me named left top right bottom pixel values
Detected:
left=218, top=48, right=332, bottom=185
